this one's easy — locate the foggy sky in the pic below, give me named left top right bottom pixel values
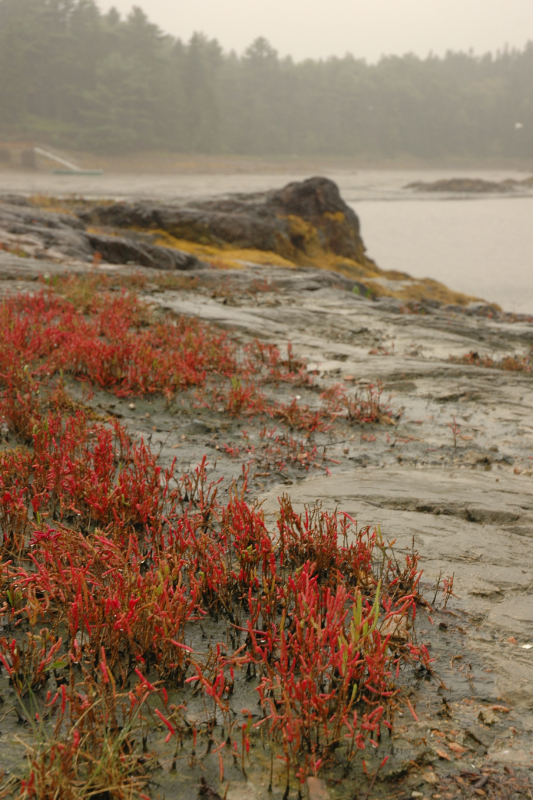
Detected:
left=96, top=0, right=533, bottom=61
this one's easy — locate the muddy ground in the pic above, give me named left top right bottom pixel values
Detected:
left=0, top=244, right=532, bottom=799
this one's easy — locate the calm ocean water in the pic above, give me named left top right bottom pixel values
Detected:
left=2, top=168, right=532, bottom=312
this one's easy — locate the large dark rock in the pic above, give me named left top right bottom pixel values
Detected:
left=0, top=200, right=94, bottom=260
left=0, top=200, right=85, bottom=231
left=81, top=177, right=373, bottom=266
left=1, top=178, right=375, bottom=272
left=0, top=200, right=204, bottom=269
left=86, top=233, right=202, bottom=271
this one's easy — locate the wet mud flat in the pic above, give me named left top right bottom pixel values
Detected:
left=0, top=252, right=533, bottom=797
left=139, top=265, right=533, bottom=796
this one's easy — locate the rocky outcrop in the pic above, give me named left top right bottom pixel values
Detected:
left=80, top=177, right=375, bottom=268
left=86, top=233, right=200, bottom=271
left=0, top=183, right=481, bottom=307
left=0, top=198, right=93, bottom=260
left=0, top=198, right=205, bottom=270
left=406, top=176, right=533, bottom=193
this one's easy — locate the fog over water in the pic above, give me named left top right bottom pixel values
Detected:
left=2, top=169, right=533, bottom=313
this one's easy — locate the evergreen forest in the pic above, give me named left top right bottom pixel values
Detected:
left=1, top=0, right=532, bottom=158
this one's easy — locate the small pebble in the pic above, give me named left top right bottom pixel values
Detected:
left=129, top=403, right=135, bottom=410
left=478, top=708, right=497, bottom=725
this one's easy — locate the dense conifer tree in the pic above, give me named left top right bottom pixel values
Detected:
left=0, top=0, right=532, bottom=157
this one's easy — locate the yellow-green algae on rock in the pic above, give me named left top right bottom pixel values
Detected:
left=43, top=177, right=483, bottom=307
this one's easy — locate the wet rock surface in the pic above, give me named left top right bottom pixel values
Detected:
left=0, top=196, right=206, bottom=270
left=132, top=264, right=533, bottom=792
left=1, top=195, right=533, bottom=797
left=0, top=180, right=486, bottom=307
left=80, top=176, right=373, bottom=267
left=86, top=231, right=202, bottom=270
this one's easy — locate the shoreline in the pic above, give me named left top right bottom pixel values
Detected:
left=2, top=175, right=533, bottom=314
left=1, top=147, right=533, bottom=175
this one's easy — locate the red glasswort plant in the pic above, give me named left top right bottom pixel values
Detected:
left=0, top=276, right=426, bottom=799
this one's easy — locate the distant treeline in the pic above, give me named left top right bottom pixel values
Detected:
left=1, top=0, right=532, bottom=158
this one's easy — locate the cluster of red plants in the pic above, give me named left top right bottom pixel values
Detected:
left=319, top=382, right=396, bottom=426
left=0, top=277, right=325, bottom=416
left=4, top=275, right=397, bottom=432
left=0, top=277, right=421, bottom=798
left=452, top=349, right=533, bottom=372
left=0, top=282, right=238, bottom=402
left=14, top=666, right=158, bottom=799
left=223, top=426, right=337, bottom=478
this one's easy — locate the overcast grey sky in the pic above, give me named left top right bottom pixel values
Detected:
left=96, top=0, right=533, bottom=62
